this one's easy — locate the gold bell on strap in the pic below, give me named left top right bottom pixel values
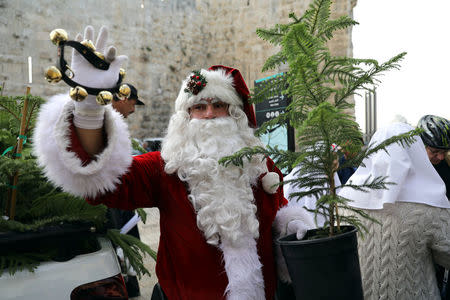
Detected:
left=96, top=91, right=113, bottom=105
left=50, top=29, right=68, bottom=45
left=70, top=86, right=88, bottom=102
left=117, top=84, right=131, bottom=100
left=81, top=39, right=96, bottom=52
left=44, top=66, right=62, bottom=83
left=119, top=68, right=126, bottom=80
left=94, top=51, right=105, bottom=61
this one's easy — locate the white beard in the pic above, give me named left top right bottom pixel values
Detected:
left=161, top=111, right=267, bottom=247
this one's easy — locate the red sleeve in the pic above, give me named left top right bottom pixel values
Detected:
left=67, top=118, right=164, bottom=210
left=86, top=152, right=165, bottom=210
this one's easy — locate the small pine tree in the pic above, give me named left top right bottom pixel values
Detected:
left=221, top=0, right=421, bottom=237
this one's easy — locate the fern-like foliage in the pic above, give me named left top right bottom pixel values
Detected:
left=0, top=252, right=51, bottom=276
left=0, top=95, right=45, bottom=144
left=222, top=0, right=416, bottom=237
left=136, top=208, right=147, bottom=224
left=106, top=229, right=157, bottom=278
left=131, top=138, right=148, bottom=155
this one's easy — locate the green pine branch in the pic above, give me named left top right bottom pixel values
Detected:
left=319, top=16, right=359, bottom=40
left=136, top=208, right=147, bottom=224
left=0, top=252, right=51, bottom=276
left=306, top=0, right=331, bottom=35
left=106, top=229, right=157, bottom=279
left=131, top=138, right=147, bottom=154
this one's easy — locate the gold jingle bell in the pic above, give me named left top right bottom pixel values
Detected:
left=50, top=29, right=68, bottom=45
left=69, top=86, right=88, bottom=102
left=94, top=51, right=105, bottom=60
left=81, top=39, right=96, bottom=52
left=44, top=66, right=62, bottom=83
left=117, top=84, right=131, bottom=100
left=96, top=91, right=113, bottom=105
left=119, top=68, right=126, bottom=80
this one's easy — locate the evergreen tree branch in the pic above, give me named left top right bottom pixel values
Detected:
left=308, top=0, right=331, bottom=35
left=319, top=16, right=358, bottom=40
left=106, top=229, right=157, bottom=279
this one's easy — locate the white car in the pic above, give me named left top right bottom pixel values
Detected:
left=0, top=237, right=128, bottom=300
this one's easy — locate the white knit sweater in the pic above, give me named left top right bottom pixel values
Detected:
left=354, top=202, right=450, bottom=300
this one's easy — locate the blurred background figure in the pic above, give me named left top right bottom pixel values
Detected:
left=112, top=83, right=145, bottom=118
left=336, top=138, right=364, bottom=185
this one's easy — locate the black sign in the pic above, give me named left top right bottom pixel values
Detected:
left=254, top=73, right=288, bottom=126
left=254, top=72, right=295, bottom=154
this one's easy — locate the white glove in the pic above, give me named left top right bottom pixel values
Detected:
left=287, top=219, right=310, bottom=240
left=71, top=25, right=128, bottom=129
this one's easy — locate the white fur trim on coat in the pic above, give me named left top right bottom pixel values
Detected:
left=175, top=68, right=242, bottom=113
left=220, top=234, right=265, bottom=300
left=272, top=203, right=315, bottom=283
left=32, top=94, right=133, bottom=198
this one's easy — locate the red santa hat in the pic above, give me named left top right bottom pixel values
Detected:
left=174, top=65, right=257, bottom=128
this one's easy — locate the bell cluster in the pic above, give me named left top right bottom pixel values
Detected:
left=45, top=28, right=130, bottom=105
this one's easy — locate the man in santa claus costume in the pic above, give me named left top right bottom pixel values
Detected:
left=33, top=25, right=313, bottom=300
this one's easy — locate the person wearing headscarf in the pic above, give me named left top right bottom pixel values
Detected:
left=417, top=115, right=450, bottom=199
left=338, top=122, right=450, bottom=300
left=417, top=115, right=450, bottom=299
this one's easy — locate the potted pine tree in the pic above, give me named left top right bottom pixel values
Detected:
left=220, top=1, right=420, bottom=299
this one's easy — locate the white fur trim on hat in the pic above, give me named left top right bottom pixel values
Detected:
left=33, top=94, right=133, bottom=198
left=175, top=68, right=243, bottom=113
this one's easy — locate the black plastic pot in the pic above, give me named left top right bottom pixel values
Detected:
left=0, top=222, right=100, bottom=262
left=277, top=225, right=363, bottom=300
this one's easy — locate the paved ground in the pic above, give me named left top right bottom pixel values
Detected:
left=130, top=208, right=160, bottom=300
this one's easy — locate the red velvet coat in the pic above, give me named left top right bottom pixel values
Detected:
left=88, top=152, right=286, bottom=299
left=68, top=128, right=287, bottom=299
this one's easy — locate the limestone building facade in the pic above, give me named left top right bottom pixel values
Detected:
left=0, top=0, right=356, bottom=139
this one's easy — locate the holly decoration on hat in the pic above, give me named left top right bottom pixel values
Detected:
left=184, top=70, right=207, bottom=95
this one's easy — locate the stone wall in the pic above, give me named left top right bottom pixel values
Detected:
left=0, top=0, right=356, bottom=139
